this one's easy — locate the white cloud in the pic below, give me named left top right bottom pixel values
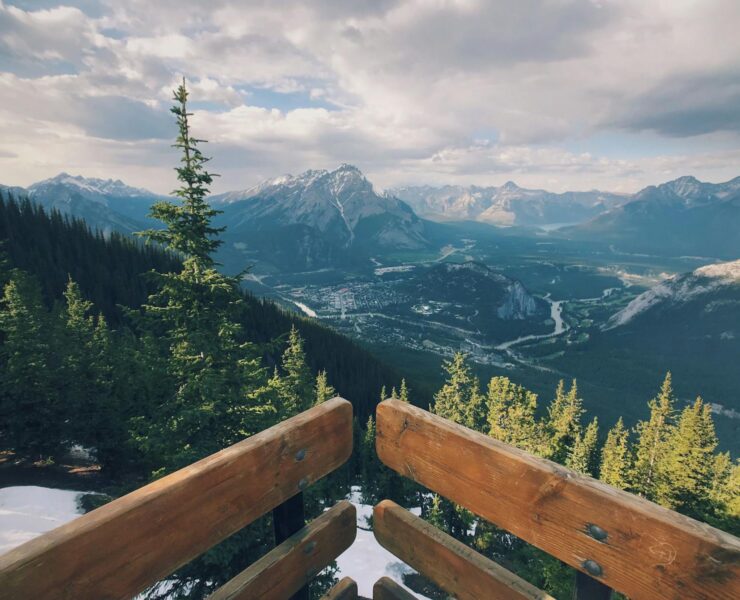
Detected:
left=0, top=0, right=739, bottom=194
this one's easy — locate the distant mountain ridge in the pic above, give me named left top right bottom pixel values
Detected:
left=4, top=171, right=739, bottom=264
left=211, top=164, right=429, bottom=270
left=563, top=175, right=740, bottom=258
left=391, top=181, right=626, bottom=226
left=13, top=173, right=165, bottom=235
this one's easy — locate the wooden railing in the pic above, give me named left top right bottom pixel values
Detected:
left=1, top=396, right=738, bottom=599
left=374, top=399, right=740, bottom=600
left=0, top=397, right=356, bottom=600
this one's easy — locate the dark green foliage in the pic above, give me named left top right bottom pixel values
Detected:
left=0, top=270, right=62, bottom=458
left=0, top=192, right=179, bottom=325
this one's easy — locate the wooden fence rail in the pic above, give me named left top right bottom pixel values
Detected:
left=210, top=500, right=356, bottom=599
left=376, top=399, right=740, bottom=600
left=374, top=499, right=552, bottom=600
left=0, top=397, right=353, bottom=600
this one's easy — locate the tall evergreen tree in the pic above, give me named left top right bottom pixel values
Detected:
left=545, top=380, right=583, bottom=463
left=135, top=80, right=268, bottom=475
left=599, top=418, right=631, bottom=489
left=0, top=271, right=62, bottom=458
left=486, top=376, right=543, bottom=455
left=433, top=353, right=485, bottom=430
left=399, top=378, right=410, bottom=403
left=658, top=397, right=718, bottom=518
left=566, top=417, right=599, bottom=476
left=276, top=325, right=314, bottom=418
left=632, top=373, right=675, bottom=500
left=314, top=370, right=335, bottom=406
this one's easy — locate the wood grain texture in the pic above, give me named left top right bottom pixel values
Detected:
left=209, top=500, right=356, bottom=600
left=0, top=397, right=353, bottom=600
left=320, top=576, right=358, bottom=600
left=376, top=399, right=740, bottom=600
left=372, top=576, right=417, bottom=600
left=374, top=500, right=553, bottom=600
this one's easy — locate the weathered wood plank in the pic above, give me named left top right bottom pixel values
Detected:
left=376, top=399, right=740, bottom=600
left=372, top=576, right=417, bottom=600
left=374, top=500, right=553, bottom=600
left=321, top=576, right=358, bottom=600
left=0, top=397, right=354, bottom=600
left=209, top=500, right=356, bottom=600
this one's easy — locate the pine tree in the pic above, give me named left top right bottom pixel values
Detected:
left=658, top=397, right=718, bottom=518
left=632, top=372, right=675, bottom=500
left=314, top=370, right=335, bottom=406
left=433, top=353, right=485, bottom=430
left=545, top=380, right=584, bottom=463
left=135, top=80, right=267, bottom=474
left=0, top=271, right=62, bottom=458
left=708, top=457, right=740, bottom=534
left=486, top=376, right=543, bottom=455
left=599, top=418, right=630, bottom=489
left=399, top=378, right=410, bottom=403
left=277, top=326, right=313, bottom=418
left=566, top=418, right=598, bottom=476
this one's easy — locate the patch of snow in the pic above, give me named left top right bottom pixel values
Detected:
left=0, top=486, right=85, bottom=554
left=335, top=486, right=431, bottom=599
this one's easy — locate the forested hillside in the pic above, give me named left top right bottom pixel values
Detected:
left=0, top=193, right=405, bottom=424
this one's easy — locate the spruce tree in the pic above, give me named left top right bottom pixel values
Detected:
left=599, top=418, right=630, bottom=489
left=399, top=378, right=410, bottom=403
left=545, top=380, right=584, bottom=463
left=433, top=352, right=485, bottom=430
left=566, top=418, right=598, bottom=476
left=136, top=80, right=267, bottom=474
left=486, top=376, right=543, bottom=455
left=658, top=397, right=717, bottom=518
left=277, top=325, right=313, bottom=418
left=314, top=370, right=335, bottom=405
left=0, top=271, right=62, bottom=458
left=632, top=372, right=675, bottom=500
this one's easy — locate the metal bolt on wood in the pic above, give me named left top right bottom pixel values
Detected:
left=586, top=523, right=608, bottom=542
left=295, top=448, right=307, bottom=461
left=298, top=477, right=309, bottom=491
left=582, top=559, right=603, bottom=577
left=303, top=541, right=317, bottom=555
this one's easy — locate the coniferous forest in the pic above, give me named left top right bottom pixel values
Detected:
left=0, top=83, right=737, bottom=599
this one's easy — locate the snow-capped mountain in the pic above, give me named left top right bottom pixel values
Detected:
left=18, top=173, right=164, bottom=234
left=564, top=176, right=740, bottom=258
left=213, top=165, right=429, bottom=270
left=607, top=259, right=740, bottom=329
left=391, top=182, right=625, bottom=226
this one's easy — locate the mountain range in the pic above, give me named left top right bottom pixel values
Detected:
left=211, top=164, right=429, bottom=270
left=562, top=176, right=740, bottom=258
left=2, top=170, right=739, bottom=266
left=391, top=182, right=626, bottom=226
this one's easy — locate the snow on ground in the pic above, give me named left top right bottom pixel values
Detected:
left=1, top=484, right=432, bottom=599
left=335, top=486, right=430, bottom=599
left=0, top=486, right=85, bottom=554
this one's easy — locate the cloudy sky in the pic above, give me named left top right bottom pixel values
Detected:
left=1, top=0, right=739, bottom=194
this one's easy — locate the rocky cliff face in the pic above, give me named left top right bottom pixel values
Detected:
left=607, top=259, right=740, bottom=329
left=497, top=280, right=540, bottom=320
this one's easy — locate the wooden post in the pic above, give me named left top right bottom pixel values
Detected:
left=574, top=571, right=612, bottom=600
left=273, top=492, right=309, bottom=600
